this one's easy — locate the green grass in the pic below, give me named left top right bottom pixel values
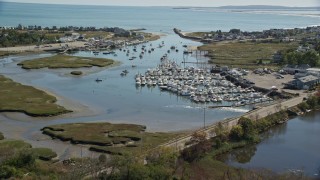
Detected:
left=42, top=123, right=182, bottom=155
left=90, top=132, right=179, bottom=155
left=31, top=148, right=57, bottom=161
left=77, top=31, right=113, bottom=39
left=18, top=55, right=115, bottom=69
left=140, top=32, right=161, bottom=41
left=185, top=32, right=208, bottom=38
left=0, top=140, right=57, bottom=163
left=0, top=139, right=32, bottom=149
left=199, top=41, right=298, bottom=69
left=0, top=75, right=71, bottom=116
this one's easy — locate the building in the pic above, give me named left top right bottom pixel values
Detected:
left=306, top=68, right=320, bottom=77
left=272, top=51, right=282, bottom=63
left=282, top=64, right=311, bottom=74
left=291, top=75, right=319, bottom=90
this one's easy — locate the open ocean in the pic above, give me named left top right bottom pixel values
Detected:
left=0, top=2, right=320, bottom=176
left=0, top=2, right=319, bottom=32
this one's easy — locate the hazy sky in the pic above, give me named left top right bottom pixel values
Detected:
left=3, top=0, right=320, bottom=7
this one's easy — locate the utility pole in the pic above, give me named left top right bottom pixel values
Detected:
left=203, top=107, right=206, bottom=129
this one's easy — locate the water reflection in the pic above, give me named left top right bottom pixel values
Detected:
left=218, top=145, right=257, bottom=164
left=221, top=111, right=320, bottom=177
left=261, top=123, right=288, bottom=143
left=0, top=34, right=249, bottom=158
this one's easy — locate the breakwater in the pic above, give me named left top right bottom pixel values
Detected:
left=173, top=28, right=203, bottom=41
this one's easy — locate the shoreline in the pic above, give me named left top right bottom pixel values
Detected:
left=0, top=41, right=87, bottom=53
left=0, top=31, right=317, bottom=162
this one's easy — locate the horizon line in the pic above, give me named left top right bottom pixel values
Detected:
left=2, top=1, right=320, bottom=8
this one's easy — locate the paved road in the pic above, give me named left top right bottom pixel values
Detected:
left=161, top=93, right=308, bottom=151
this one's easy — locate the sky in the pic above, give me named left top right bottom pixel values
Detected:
left=2, top=0, right=320, bottom=7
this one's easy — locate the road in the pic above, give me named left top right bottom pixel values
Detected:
left=161, top=93, right=309, bottom=151
left=0, top=41, right=86, bottom=52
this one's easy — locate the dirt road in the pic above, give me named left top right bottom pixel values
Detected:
left=0, top=41, right=86, bottom=52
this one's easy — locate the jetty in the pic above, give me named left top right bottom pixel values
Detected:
left=174, top=28, right=203, bottom=41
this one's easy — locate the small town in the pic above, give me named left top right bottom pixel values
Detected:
left=0, top=2, right=320, bottom=179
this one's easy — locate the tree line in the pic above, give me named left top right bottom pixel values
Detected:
left=280, top=49, right=320, bottom=67
left=0, top=30, right=56, bottom=47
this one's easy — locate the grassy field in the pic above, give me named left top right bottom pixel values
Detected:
left=185, top=32, right=208, bottom=38
left=140, top=32, right=161, bottom=41
left=0, top=75, right=71, bottom=116
left=18, top=55, right=115, bottom=69
left=199, top=41, right=298, bottom=69
left=42, top=123, right=182, bottom=155
left=77, top=31, right=113, bottom=39
left=0, top=139, right=57, bottom=161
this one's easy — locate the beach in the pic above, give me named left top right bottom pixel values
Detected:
left=0, top=41, right=86, bottom=52
left=0, top=2, right=319, bottom=176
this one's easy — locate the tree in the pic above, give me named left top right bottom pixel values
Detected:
left=213, top=122, right=229, bottom=142
left=303, top=50, right=320, bottom=67
left=190, top=131, right=207, bottom=143
left=181, top=132, right=212, bottom=162
left=98, top=154, right=106, bottom=164
left=306, top=96, right=318, bottom=109
left=229, top=125, right=244, bottom=141
left=298, top=102, right=309, bottom=112
left=0, top=165, right=18, bottom=179
left=238, top=117, right=258, bottom=142
left=6, top=151, right=35, bottom=168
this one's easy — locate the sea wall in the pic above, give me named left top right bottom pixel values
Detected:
left=173, top=28, right=203, bottom=41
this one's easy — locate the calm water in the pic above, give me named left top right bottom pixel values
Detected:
left=219, top=111, right=320, bottom=177
left=0, top=2, right=319, bottom=172
left=0, top=34, right=248, bottom=132
left=1, top=2, right=320, bottom=32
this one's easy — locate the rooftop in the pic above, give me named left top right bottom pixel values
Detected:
left=298, top=75, right=319, bottom=83
left=307, top=68, right=320, bottom=72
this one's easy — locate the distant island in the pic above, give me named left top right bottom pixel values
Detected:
left=217, top=5, right=320, bottom=10
left=173, top=5, right=320, bottom=10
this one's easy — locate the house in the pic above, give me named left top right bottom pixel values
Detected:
left=290, top=75, right=319, bottom=90
left=136, top=34, right=145, bottom=41
left=282, top=64, right=311, bottom=74
left=297, top=45, right=310, bottom=53
left=273, top=51, right=282, bottom=63
left=114, top=27, right=131, bottom=37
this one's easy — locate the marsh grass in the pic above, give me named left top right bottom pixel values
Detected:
left=42, top=123, right=181, bottom=155
left=18, top=55, right=114, bottom=69
left=0, top=75, right=71, bottom=116
left=199, top=41, right=297, bottom=69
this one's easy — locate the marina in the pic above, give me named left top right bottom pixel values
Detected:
left=0, top=2, right=319, bottom=176
left=135, top=59, right=272, bottom=106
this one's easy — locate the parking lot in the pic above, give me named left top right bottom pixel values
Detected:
left=244, top=71, right=295, bottom=90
